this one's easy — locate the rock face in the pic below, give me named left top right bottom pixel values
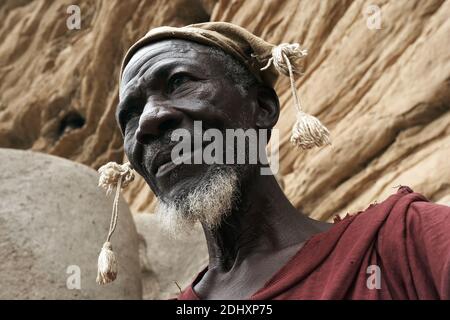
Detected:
left=0, top=149, right=142, bottom=299
left=133, top=214, right=208, bottom=299
left=0, top=1, right=449, bottom=217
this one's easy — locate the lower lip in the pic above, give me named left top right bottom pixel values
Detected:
left=155, top=148, right=204, bottom=178
left=155, top=160, right=178, bottom=178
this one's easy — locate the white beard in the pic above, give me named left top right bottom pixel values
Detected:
left=154, top=166, right=240, bottom=238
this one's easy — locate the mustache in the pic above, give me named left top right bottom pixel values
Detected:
left=140, top=130, right=176, bottom=174
left=140, top=127, right=211, bottom=176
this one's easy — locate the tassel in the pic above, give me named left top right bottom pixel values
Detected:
left=98, top=162, right=135, bottom=195
left=260, top=43, right=331, bottom=149
left=96, top=162, right=134, bottom=285
left=290, top=111, right=330, bottom=149
left=96, top=241, right=118, bottom=284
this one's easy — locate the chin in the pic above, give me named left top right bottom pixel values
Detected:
left=154, top=164, right=241, bottom=235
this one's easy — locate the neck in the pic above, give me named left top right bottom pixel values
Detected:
left=201, top=168, right=328, bottom=272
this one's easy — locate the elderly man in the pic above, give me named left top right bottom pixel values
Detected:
left=99, top=22, right=450, bottom=299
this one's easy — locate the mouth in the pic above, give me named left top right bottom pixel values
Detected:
left=155, top=158, right=178, bottom=178
left=152, top=147, right=205, bottom=178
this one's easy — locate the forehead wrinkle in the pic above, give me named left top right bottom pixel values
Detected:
left=125, top=43, right=201, bottom=79
left=137, top=55, right=185, bottom=81
left=121, top=41, right=227, bottom=99
left=123, top=39, right=222, bottom=80
left=122, top=54, right=218, bottom=100
left=120, top=77, right=137, bottom=99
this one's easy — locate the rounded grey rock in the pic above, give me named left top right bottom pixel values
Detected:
left=0, top=149, right=142, bottom=299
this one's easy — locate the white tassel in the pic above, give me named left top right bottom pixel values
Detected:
left=96, top=241, right=118, bottom=285
left=290, top=111, right=331, bottom=149
left=260, top=43, right=308, bottom=76
left=96, top=162, right=134, bottom=285
left=260, top=43, right=331, bottom=150
left=98, top=162, right=135, bottom=195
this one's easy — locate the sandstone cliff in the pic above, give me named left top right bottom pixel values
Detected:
left=1, top=0, right=449, bottom=220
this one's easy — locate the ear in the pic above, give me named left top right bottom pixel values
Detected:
left=254, top=86, right=280, bottom=129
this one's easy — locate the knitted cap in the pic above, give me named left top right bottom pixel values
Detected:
left=120, top=22, right=279, bottom=88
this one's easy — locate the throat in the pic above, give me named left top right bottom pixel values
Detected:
left=194, top=241, right=307, bottom=300
left=194, top=172, right=332, bottom=299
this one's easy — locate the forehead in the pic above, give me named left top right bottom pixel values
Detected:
left=121, top=39, right=220, bottom=88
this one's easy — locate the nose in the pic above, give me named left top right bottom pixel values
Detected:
left=135, top=105, right=183, bottom=144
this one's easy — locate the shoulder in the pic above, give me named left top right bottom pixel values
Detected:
left=408, top=200, right=450, bottom=228
left=339, top=186, right=429, bottom=237
left=406, top=200, right=450, bottom=253
left=379, top=188, right=450, bottom=243
left=369, top=187, right=450, bottom=274
left=358, top=186, right=449, bottom=233
left=344, top=186, right=450, bottom=252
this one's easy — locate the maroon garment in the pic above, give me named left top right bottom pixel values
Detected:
left=177, top=186, right=450, bottom=300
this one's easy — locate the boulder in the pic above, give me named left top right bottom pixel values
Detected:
left=0, top=149, right=142, bottom=299
left=133, top=213, right=208, bottom=299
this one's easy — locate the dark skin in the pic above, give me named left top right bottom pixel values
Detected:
left=118, top=39, right=332, bottom=299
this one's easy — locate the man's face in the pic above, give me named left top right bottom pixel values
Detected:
left=117, top=39, right=258, bottom=203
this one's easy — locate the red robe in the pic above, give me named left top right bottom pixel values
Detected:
left=177, top=186, right=450, bottom=299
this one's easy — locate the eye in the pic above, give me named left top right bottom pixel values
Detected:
left=167, top=73, right=194, bottom=94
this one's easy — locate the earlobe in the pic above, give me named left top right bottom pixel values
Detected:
left=255, top=86, right=280, bottom=129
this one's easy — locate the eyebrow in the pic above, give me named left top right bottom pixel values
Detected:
left=120, top=62, right=169, bottom=99
left=138, top=60, right=174, bottom=86
left=122, top=59, right=204, bottom=98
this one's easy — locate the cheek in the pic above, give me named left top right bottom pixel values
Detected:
left=218, top=100, right=253, bottom=130
left=123, top=122, right=139, bottom=159
left=123, top=137, right=135, bottom=162
left=198, top=80, right=253, bottom=128
left=124, top=117, right=139, bottom=140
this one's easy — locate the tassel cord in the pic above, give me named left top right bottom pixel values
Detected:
left=106, top=175, right=122, bottom=243
left=282, top=52, right=303, bottom=114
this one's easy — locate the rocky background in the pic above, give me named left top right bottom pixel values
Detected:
left=0, top=0, right=449, bottom=299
